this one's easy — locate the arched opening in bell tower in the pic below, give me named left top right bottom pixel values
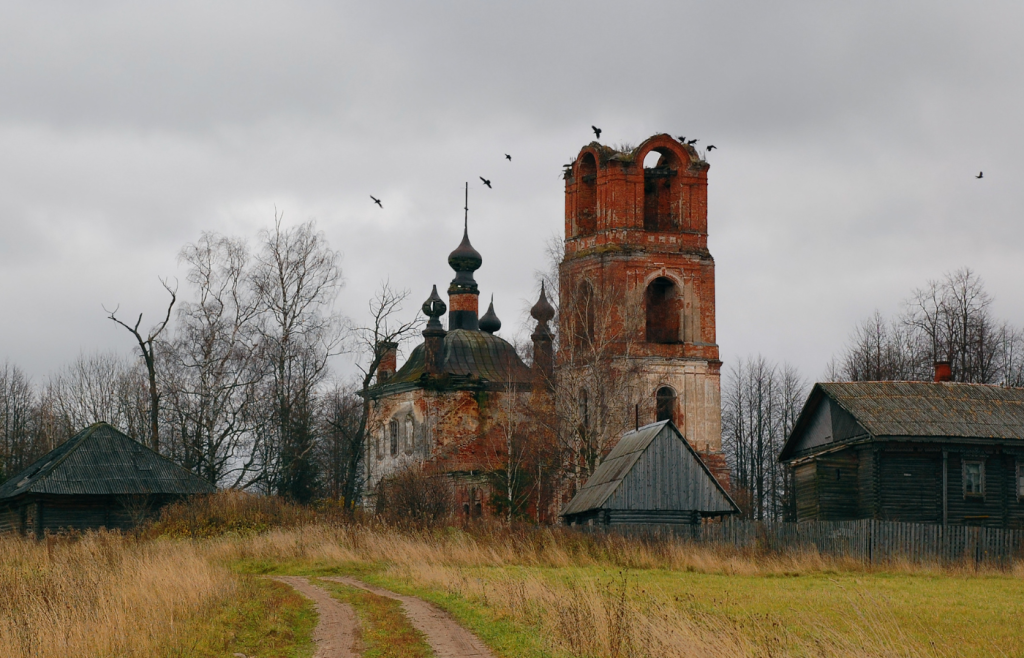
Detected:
left=645, top=277, right=681, bottom=343
left=656, top=386, right=676, bottom=423
left=643, top=149, right=681, bottom=232
left=577, top=153, right=597, bottom=235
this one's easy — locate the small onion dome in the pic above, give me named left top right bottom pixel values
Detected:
left=479, top=295, right=501, bottom=334
left=530, top=282, right=555, bottom=324
left=447, top=227, right=483, bottom=274
left=422, top=284, right=447, bottom=318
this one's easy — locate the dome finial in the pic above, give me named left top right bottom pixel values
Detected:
left=480, top=294, right=501, bottom=334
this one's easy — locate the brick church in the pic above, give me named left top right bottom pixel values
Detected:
left=364, top=133, right=726, bottom=520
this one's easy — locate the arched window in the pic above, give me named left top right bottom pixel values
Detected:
left=404, top=416, right=415, bottom=454
left=656, top=387, right=676, bottom=423
left=645, top=277, right=680, bottom=343
left=643, top=149, right=680, bottom=232
left=577, top=153, right=597, bottom=236
left=573, top=280, right=596, bottom=346
left=389, top=419, right=399, bottom=457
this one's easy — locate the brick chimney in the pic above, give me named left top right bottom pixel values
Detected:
left=934, top=361, right=952, bottom=383
left=376, top=342, right=398, bottom=384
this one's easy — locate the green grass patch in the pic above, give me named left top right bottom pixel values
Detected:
left=162, top=575, right=317, bottom=658
left=317, top=579, right=433, bottom=658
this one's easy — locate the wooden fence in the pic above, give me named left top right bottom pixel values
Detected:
left=575, top=519, right=1024, bottom=566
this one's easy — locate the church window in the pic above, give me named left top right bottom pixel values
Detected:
left=656, top=387, right=676, bottom=423
left=573, top=281, right=596, bottom=346
left=645, top=277, right=680, bottom=344
left=404, top=416, right=415, bottom=454
left=389, top=419, right=399, bottom=457
left=643, top=149, right=680, bottom=232
left=577, top=153, right=597, bottom=235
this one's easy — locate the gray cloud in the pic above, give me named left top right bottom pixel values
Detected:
left=0, top=0, right=1021, bottom=383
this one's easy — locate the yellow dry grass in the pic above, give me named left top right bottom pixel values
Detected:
left=0, top=531, right=234, bottom=658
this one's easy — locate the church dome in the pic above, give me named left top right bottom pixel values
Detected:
left=374, top=329, right=531, bottom=391
left=447, top=227, right=482, bottom=274
left=479, top=296, right=501, bottom=334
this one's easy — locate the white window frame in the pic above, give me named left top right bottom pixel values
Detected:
left=1017, top=461, right=1024, bottom=501
left=963, top=460, right=985, bottom=499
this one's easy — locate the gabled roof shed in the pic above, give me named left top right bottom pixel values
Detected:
left=561, top=420, right=738, bottom=525
left=0, top=422, right=215, bottom=536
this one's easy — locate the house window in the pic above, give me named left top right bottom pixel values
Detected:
left=1017, top=462, right=1024, bottom=500
left=963, top=460, right=984, bottom=498
left=389, top=419, right=399, bottom=457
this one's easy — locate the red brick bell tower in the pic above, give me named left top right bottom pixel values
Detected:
left=558, top=134, right=723, bottom=454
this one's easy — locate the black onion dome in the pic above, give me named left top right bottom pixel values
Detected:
left=479, top=295, right=501, bottom=334
left=421, top=284, right=447, bottom=318
left=530, top=282, right=556, bottom=324
left=448, top=227, right=483, bottom=274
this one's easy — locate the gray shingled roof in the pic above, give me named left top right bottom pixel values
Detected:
left=819, top=381, right=1024, bottom=440
left=0, top=422, right=216, bottom=500
left=561, top=420, right=737, bottom=517
left=371, top=328, right=532, bottom=394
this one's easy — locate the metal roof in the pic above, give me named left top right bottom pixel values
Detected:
left=370, top=328, right=532, bottom=395
left=561, top=420, right=737, bottom=517
left=0, top=422, right=216, bottom=500
left=779, top=382, right=1024, bottom=461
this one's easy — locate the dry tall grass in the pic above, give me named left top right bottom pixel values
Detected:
left=0, top=531, right=234, bottom=658
left=208, top=523, right=1023, bottom=657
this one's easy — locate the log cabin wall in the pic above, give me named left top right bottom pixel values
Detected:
left=794, top=462, right=818, bottom=520
left=814, top=450, right=860, bottom=520
left=856, top=446, right=877, bottom=518
left=876, top=446, right=941, bottom=524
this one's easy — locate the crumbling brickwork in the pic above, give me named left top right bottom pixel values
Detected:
left=559, top=134, right=723, bottom=454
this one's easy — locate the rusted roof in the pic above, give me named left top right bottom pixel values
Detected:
left=819, top=381, right=1024, bottom=440
left=561, top=420, right=737, bottom=517
left=371, top=328, right=532, bottom=394
left=0, top=423, right=216, bottom=500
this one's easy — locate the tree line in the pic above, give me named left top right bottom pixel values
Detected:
left=0, top=217, right=402, bottom=505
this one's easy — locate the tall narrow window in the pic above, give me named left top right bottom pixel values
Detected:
left=1017, top=462, right=1023, bottom=500
left=577, top=153, right=597, bottom=235
left=645, top=278, right=680, bottom=343
left=389, top=419, right=399, bottom=457
left=963, top=460, right=984, bottom=498
left=656, top=387, right=676, bottom=423
left=404, top=416, right=415, bottom=454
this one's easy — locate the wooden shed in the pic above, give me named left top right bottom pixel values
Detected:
left=0, top=422, right=215, bottom=537
left=779, top=382, right=1024, bottom=528
left=561, top=420, right=738, bottom=526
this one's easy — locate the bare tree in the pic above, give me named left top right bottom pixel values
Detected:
left=250, top=215, right=343, bottom=502
left=833, top=268, right=1023, bottom=385
left=105, top=280, right=177, bottom=451
left=348, top=281, right=422, bottom=509
left=722, top=356, right=805, bottom=521
left=161, top=233, right=263, bottom=487
left=0, top=363, right=39, bottom=481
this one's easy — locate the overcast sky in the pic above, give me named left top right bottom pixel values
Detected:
left=0, top=1, right=1021, bottom=385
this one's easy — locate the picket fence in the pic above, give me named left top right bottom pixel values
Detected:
left=575, top=519, right=1024, bottom=566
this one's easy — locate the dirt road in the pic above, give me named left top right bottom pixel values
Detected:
left=271, top=576, right=361, bottom=658
left=323, top=576, right=496, bottom=658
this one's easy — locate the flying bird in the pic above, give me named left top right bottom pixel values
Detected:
left=976, top=171, right=984, bottom=179
left=706, top=145, right=717, bottom=151
left=505, top=153, right=512, bottom=161
left=592, top=125, right=602, bottom=139
left=480, top=177, right=492, bottom=188
left=676, top=136, right=686, bottom=143
left=687, top=138, right=699, bottom=145
left=370, top=195, right=383, bottom=208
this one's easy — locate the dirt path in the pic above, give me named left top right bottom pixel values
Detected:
left=271, top=576, right=361, bottom=658
left=323, top=576, right=496, bottom=658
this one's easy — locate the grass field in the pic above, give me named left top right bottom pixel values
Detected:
left=3, top=494, right=1023, bottom=657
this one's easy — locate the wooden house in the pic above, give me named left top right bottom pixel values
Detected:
left=779, top=382, right=1024, bottom=528
left=0, top=422, right=215, bottom=536
left=561, top=420, right=738, bottom=526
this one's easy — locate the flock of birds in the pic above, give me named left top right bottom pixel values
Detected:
left=368, top=127, right=983, bottom=208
